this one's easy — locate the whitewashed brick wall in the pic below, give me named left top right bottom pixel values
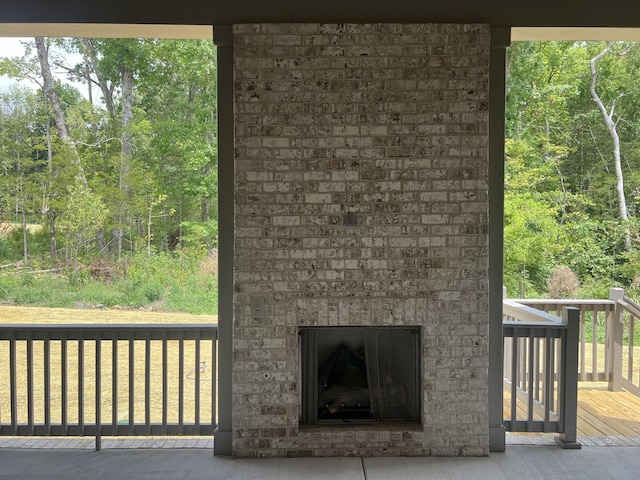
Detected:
left=233, top=23, right=490, bottom=457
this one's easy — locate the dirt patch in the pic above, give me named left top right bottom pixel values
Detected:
left=0, top=222, right=42, bottom=238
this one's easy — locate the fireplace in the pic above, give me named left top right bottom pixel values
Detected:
left=300, top=327, right=421, bottom=425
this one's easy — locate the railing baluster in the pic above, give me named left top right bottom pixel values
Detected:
left=162, top=334, right=168, bottom=433
left=550, top=337, right=556, bottom=414
left=95, top=339, right=102, bottom=451
left=62, top=339, right=68, bottom=435
left=527, top=333, right=534, bottom=425
left=44, top=337, right=51, bottom=435
left=544, top=334, right=553, bottom=429
left=533, top=336, right=539, bottom=402
left=10, top=337, right=17, bottom=435
left=27, top=339, right=34, bottom=434
left=78, top=338, right=84, bottom=431
left=112, top=339, right=118, bottom=433
left=179, top=337, right=184, bottom=433
left=519, top=337, right=526, bottom=391
left=128, top=335, right=135, bottom=433
left=145, top=337, right=151, bottom=435
left=510, top=331, right=518, bottom=427
left=195, top=332, right=201, bottom=430
left=591, top=309, right=598, bottom=380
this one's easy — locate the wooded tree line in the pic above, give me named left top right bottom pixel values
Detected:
left=505, top=41, right=640, bottom=298
left=3, top=38, right=640, bottom=303
left=0, top=37, right=217, bottom=273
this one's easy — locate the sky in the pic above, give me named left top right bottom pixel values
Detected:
left=0, top=38, right=30, bottom=90
left=0, top=37, right=85, bottom=96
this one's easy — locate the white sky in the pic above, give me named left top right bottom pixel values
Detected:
left=0, top=37, right=85, bottom=96
left=0, top=38, right=29, bottom=90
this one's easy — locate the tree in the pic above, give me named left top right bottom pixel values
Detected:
left=35, top=37, right=88, bottom=186
left=59, top=181, right=108, bottom=278
left=136, top=40, right=217, bottom=233
left=506, top=40, right=640, bottom=297
left=0, top=87, right=47, bottom=264
left=1, top=36, right=218, bottom=270
left=589, top=43, right=636, bottom=249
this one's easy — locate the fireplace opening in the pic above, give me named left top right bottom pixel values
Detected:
left=300, top=327, right=421, bottom=425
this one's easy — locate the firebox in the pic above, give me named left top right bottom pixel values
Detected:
left=299, top=327, right=421, bottom=425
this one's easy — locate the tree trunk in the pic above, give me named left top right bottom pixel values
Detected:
left=49, top=209, right=57, bottom=262
left=45, top=108, right=57, bottom=261
left=80, top=39, right=116, bottom=119
left=115, top=65, right=134, bottom=260
left=21, top=207, right=28, bottom=265
left=35, top=37, right=88, bottom=187
left=590, top=45, right=632, bottom=250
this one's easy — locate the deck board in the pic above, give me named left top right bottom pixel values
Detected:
left=505, top=381, right=640, bottom=445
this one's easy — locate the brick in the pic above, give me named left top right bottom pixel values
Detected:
left=233, top=22, right=489, bottom=458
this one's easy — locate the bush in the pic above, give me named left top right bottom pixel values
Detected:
left=0, top=247, right=217, bottom=314
left=179, top=220, right=218, bottom=253
left=546, top=266, right=580, bottom=298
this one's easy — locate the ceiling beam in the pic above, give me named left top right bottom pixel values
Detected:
left=0, top=23, right=212, bottom=39
left=512, top=27, right=640, bottom=41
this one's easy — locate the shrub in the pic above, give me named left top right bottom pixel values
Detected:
left=547, top=266, right=580, bottom=298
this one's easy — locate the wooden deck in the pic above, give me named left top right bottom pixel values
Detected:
left=506, top=382, right=640, bottom=446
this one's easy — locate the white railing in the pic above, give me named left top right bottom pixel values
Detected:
left=512, top=288, right=640, bottom=395
left=502, top=303, right=580, bottom=448
left=0, top=324, right=217, bottom=450
left=510, top=297, right=615, bottom=383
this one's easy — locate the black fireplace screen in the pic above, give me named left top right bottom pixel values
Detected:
left=300, top=327, right=421, bottom=425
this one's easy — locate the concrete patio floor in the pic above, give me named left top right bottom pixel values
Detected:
left=1, top=443, right=640, bottom=480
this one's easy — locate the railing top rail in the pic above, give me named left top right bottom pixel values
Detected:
left=502, top=319, right=568, bottom=329
left=0, top=323, right=218, bottom=340
left=510, top=298, right=615, bottom=306
left=0, top=323, right=218, bottom=331
left=503, top=299, right=564, bottom=324
left=619, top=296, right=640, bottom=318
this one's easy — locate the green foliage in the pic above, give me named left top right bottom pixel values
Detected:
left=0, top=37, right=219, bottom=315
left=179, top=220, right=218, bottom=253
left=503, top=189, right=563, bottom=297
left=505, top=40, right=640, bottom=299
left=0, top=249, right=217, bottom=314
left=0, top=227, right=52, bottom=263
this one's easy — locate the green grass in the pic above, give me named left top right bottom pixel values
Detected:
left=0, top=251, right=218, bottom=315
